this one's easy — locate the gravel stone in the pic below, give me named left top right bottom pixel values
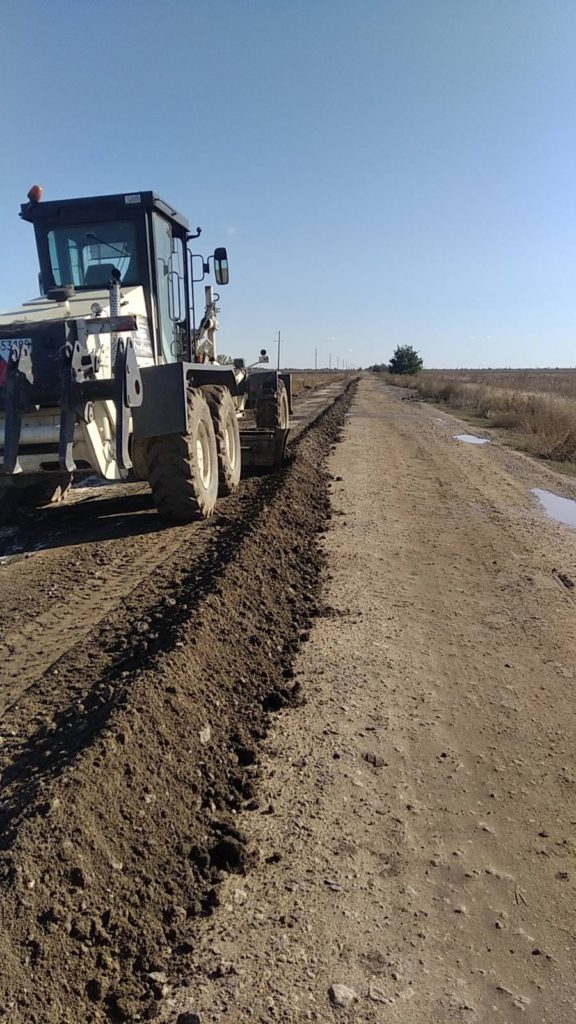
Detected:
left=328, top=983, right=358, bottom=1008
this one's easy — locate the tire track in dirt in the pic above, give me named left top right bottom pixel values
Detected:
left=0, top=381, right=348, bottom=703
left=0, top=541, right=201, bottom=701
left=0, top=382, right=355, bottom=1024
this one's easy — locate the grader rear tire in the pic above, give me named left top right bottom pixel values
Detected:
left=147, top=387, right=218, bottom=522
left=202, top=385, right=241, bottom=496
left=254, top=380, right=290, bottom=429
left=131, top=437, right=150, bottom=481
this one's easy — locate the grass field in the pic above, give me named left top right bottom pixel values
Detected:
left=419, top=368, right=576, bottom=400
left=380, top=368, right=576, bottom=464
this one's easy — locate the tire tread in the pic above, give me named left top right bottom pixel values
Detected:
left=147, top=387, right=217, bottom=521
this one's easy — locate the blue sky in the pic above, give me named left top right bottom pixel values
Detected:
left=1, top=0, right=575, bottom=369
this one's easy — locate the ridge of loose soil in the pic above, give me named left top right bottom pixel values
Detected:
left=0, top=384, right=354, bottom=1024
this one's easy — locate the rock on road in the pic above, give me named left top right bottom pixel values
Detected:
left=171, top=376, right=576, bottom=1023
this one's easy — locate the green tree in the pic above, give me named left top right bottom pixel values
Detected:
left=388, top=345, right=423, bottom=375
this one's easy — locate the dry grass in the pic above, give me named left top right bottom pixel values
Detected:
left=419, top=368, right=576, bottom=401
left=291, top=372, right=348, bottom=397
left=380, top=370, right=576, bottom=463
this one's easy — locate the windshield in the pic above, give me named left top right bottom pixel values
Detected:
left=47, top=221, right=139, bottom=289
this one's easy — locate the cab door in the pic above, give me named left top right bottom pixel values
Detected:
left=151, top=213, right=186, bottom=364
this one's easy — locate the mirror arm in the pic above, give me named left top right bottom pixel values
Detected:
left=189, top=250, right=207, bottom=283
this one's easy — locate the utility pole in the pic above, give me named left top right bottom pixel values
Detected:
left=276, top=330, right=281, bottom=370
left=329, top=353, right=332, bottom=371
left=314, top=347, right=318, bottom=372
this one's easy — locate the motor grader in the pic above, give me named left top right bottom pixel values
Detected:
left=0, top=187, right=292, bottom=521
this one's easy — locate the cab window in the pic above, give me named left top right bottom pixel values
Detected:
left=47, top=221, right=139, bottom=288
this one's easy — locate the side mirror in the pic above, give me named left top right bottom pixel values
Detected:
left=213, top=247, right=229, bottom=286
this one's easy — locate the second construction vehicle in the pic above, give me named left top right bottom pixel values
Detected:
left=0, top=187, right=292, bottom=521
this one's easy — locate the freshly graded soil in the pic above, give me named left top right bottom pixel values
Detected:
left=0, top=385, right=353, bottom=1023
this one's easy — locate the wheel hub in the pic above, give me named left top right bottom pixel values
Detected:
left=196, top=422, right=212, bottom=488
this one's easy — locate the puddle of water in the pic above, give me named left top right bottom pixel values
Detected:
left=0, top=523, right=46, bottom=565
left=454, top=434, right=490, bottom=445
left=73, top=475, right=116, bottom=490
left=0, top=526, right=23, bottom=564
left=531, top=488, right=576, bottom=529
left=0, top=549, right=31, bottom=566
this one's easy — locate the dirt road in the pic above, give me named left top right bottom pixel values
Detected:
left=1, top=377, right=576, bottom=1022
left=169, top=377, right=576, bottom=1024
